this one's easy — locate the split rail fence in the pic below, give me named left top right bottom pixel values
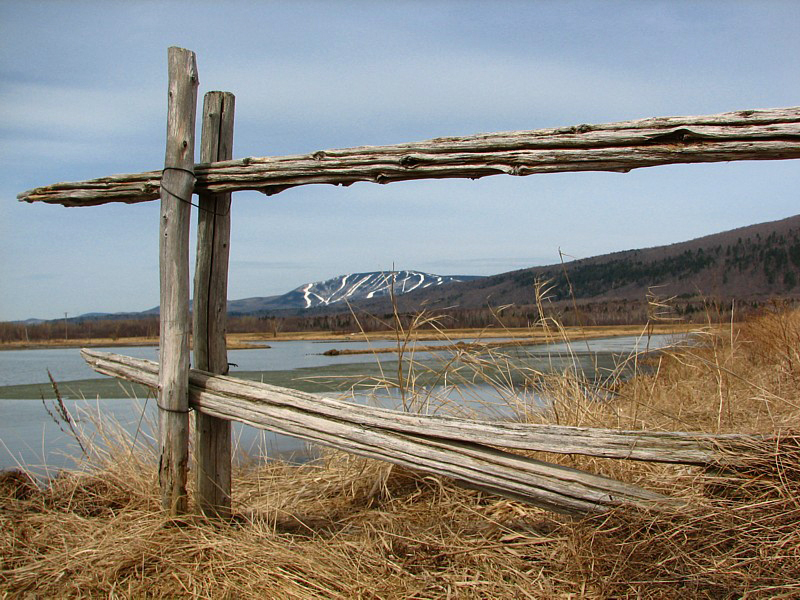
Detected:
left=19, top=47, right=800, bottom=518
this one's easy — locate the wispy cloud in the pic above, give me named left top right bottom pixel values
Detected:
left=0, top=82, right=162, bottom=138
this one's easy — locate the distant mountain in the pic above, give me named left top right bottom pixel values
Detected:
left=43, top=215, right=800, bottom=325
left=60, top=271, right=482, bottom=321
left=227, top=271, right=482, bottom=314
left=351, top=214, right=800, bottom=314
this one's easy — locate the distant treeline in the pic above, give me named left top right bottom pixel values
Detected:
left=0, top=317, right=160, bottom=343
left=1, top=297, right=784, bottom=343
left=251, top=297, right=769, bottom=334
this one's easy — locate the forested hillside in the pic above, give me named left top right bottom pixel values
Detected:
left=325, top=214, right=800, bottom=327
left=510, top=227, right=800, bottom=301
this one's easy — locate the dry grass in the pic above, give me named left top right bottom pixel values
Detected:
left=2, top=307, right=800, bottom=598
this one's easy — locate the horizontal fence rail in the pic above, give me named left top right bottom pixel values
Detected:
left=20, top=106, right=800, bottom=207
left=82, top=349, right=770, bottom=515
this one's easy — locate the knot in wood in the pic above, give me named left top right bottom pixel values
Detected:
left=312, top=151, right=327, bottom=161
left=646, top=128, right=694, bottom=145
left=573, top=124, right=592, bottom=134
left=399, top=154, right=421, bottom=168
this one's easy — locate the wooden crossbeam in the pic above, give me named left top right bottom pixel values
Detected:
left=82, top=349, right=771, bottom=515
left=18, top=107, right=800, bottom=207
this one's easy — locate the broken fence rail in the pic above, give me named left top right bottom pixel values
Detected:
left=82, top=349, right=767, bottom=515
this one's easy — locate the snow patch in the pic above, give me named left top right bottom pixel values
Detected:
left=295, top=270, right=476, bottom=309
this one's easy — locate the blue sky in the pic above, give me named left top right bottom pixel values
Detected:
left=1, top=1, right=799, bottom=321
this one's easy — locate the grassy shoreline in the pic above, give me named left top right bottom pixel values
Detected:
left=2, top=313, right=797, bottom=597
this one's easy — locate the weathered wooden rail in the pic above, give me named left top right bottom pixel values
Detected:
left=18, top=108, right=800, bottom=207
left=81, top=349, right=761, bottom=468
left=18, top=47, right=799, bottom=517
left=82, top=349, right=769, bottom=515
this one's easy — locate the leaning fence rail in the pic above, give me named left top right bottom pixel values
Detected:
left=83, top=349, right=772, bottom=515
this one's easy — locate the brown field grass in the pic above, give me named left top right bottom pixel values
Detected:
left=1, top=309, right=798, bottom=598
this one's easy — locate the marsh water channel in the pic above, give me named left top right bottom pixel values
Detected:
left=0, top=334, right=683, bottom=475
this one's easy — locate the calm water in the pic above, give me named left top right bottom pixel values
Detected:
left=0, top=334, right=683, bottom=474
left=0, top=339, right=475, bottom=387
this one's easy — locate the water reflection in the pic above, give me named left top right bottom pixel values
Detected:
left=0, top=332, right=686, bottom=473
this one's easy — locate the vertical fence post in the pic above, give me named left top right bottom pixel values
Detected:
left=193, top=91, right=235, bottom=518
left=158, top=47, right=198, bottom=515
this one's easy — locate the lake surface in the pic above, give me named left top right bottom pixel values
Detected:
left=0, top=333, right=684, bottom=475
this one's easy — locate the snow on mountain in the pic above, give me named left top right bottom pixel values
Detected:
left=86, top=271, right=481, bottom=318
left=278, top=271, right=480, bottom=310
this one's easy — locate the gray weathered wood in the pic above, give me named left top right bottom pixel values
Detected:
left=82, top=349, right=763, bottom=466
left=82, top=349, right=770, bottom=514
left=158, top=47, right=198, bottom=515
left=193, top=91, right=235, bottom=519
left=81, top=349, right=673, bottom=514
left=18, top=107, right=800, bottom=206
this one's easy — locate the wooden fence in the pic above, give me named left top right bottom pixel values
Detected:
left=19, top=47, right=800, bottom=518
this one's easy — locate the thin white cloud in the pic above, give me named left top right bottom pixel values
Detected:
left=226, top=52, right=676, bottom=132
left=0, top=81, right=162, bottom=139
